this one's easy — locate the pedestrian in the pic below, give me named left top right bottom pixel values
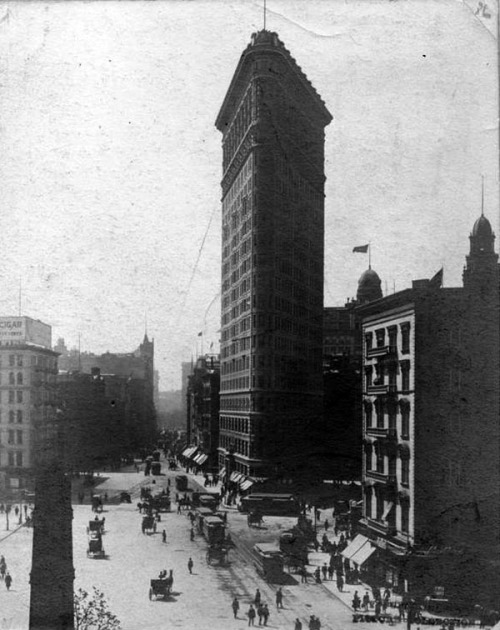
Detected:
left=314, top=567, right=321, bottom=583
left=321, top=563, right=328, bottom=581
left=295, top=619, right=303, bottom=630
left=336, top=572, right=344, bottom=592
left=362, top=591, right=370, bottom=611
left=257, top=603, right=264, bottom=626
left=5, top=572, right=12, bottom=590
left=254, top=588, right=261, bottom=605
left=375, top=599, right=381, bottom=618
left=315, top=508, right=321, bottom=521
left=352, top=590, right=361, bottom=611
left=300, top=566, right=308, bottom=583
left=232, top=597, right=240, bottom=619
left=162, top=529, right=166, bottom=543
left=177, top=502, right=181, bottom=514
left=276, top=587, right=283, bottom=609
left=247, top=604, right=256, bottom=626
left=327, top=564, right=334, bottom=581
left=324, top=519, right=329, bottom=531
left=262, top=603, right=270, bottom=626
left=187, top=557, right=193, bottom=574
left=190, top=527, right=195, bottom=541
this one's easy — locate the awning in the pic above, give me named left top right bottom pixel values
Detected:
left=219, top=467, right=226, bottom=480
left=230, top=471, right=244, bottom=483
left=240, top=479, right=254, bottom=491
left=182, top=447, right=191, bottom=457
left=188, top=447, right=199, bottom=459
left=192, top=453, right=203, bottom=464
left=197, top=454, right=208, bottom=465
left=341, top=534, right=370, bottom=560
left=351, top=541, right=376, bottom=567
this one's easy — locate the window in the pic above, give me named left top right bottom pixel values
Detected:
left=17, top=410, right=23, bottom=424
left=8, top=373, right=14, bottom=385
left=401, top=458, right=410, bottom=485
left=401, top=402, right=410, bottom=438
left=375, top=443, right=384, bottom=473
left=8, top=452, right=14, bottom=467
left=8, top=411, right=14, bottom=424
left=401, top=323, right=411, bottom=354
left=364, top=366, right=373, bottom=388
left=16, top=373, right=22, bottom=385
left=16, top=391, right=23, bottom=404
left=388, top=365, right=397, bottom=389
left=15, top=452, right=22, bottom=467
left=375, top=329, right=386, bottom=348
left=365, top=332, right=373, bottom=353
left=8, top=431, right=14, bottom=445
left=365, top=488, right=372, bottom=520
left=8, top=391, right=14, bottom=404
left=401, top=502, right=409, bottom=533
left=16, top=431, right=22, bottom=445
left=375, top=399, right=384, bottom=428
left=388, top=326, right=398, bottom=350
left=364, top=401, right=373, bottom=427
left=401, top=362, right=410, bottom=392
left=376, top=489, right=384, bottom=520
left=8, top=355, right=14, bottom=367
left=17, top=355, right=23, bottom=367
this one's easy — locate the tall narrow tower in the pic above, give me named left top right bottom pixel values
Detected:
left=216, top=31, right=332, bottom=480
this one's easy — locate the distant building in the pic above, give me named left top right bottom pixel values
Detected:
left=184, top=355, right=220, bottom=472
left=55, top=334, right=157, bottom=449
left=350, top=213, right=500, bottom=607
left=215, top=30, right=332, bottom=482
left=181, top=361, right=192, bottom=436
left=0, top=316, right=58, bottom=492
left=322, top=268, right=382, bottom=480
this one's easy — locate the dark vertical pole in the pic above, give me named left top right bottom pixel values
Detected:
left=29, top=409, right=74, bottom=630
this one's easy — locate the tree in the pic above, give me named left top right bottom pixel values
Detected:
left=74, top=587, right=121, bottom=630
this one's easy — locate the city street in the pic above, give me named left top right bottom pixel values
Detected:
left=0, top=469, right=408, bottom=630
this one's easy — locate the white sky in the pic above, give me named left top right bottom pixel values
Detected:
left=0, top=0, right=498, bottom=390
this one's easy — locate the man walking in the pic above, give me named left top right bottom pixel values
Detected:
left=162, top=529, right=166, bottom=543
left=187, top=557, right=193, bottom=574
left=232, top=597, right=240, bottom=619
left=275, top=587, right=283, bottom=609
left=247, top=604, right=256, bottom=626
left=254, top=588, right=261, bottom=606
left=295, top=619, right=303, bottom=630
left=5, top=572, right=12, bottom=591
left=262, top=603, right=270, bottom=626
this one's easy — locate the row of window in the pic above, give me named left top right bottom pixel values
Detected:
left=365, top=322, right=411, bottom=354
left=364, top=492, right=410, bottom=534
left=365, top=452, right=410, bottom=485
left=365, top=361, right=411, bottom=392
left=220, top=376, right=250, bottom=392
left=0, top=410, right=25, bottom=424
left=219, top=433, right=250, bottom=457
left=220, top=416, right=250, bottom=434
left=222, top=88, right=253, bottom=170
left=364, top=399, right=411, bottom=436
left=0, top=355, right=56, bottom=369
left=219, top=397, right=250, bottom=411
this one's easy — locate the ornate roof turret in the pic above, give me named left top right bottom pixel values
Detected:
left=357, top=267, right=383, bottom=304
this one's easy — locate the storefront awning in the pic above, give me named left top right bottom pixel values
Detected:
left=341, top=534, right=370, bottom=560
left=197, top=454, right=208, bottom=465
left=351, top=541, right=376, bottom=567
left=219, top=467, right=226, bottom=480
left=192, top=453, right=203, bottom=464
left=182, top=447, right=191, bottom=457
left=188, top=447, right=199, bottom=459
left=240, top=479, right=254, bottom=491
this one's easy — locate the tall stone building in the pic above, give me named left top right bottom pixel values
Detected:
left=215, top=31, right=332, bottom=480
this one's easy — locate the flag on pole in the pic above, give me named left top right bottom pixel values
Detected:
left=197, top=331, right=203, bottom=337
left=353, top=244, right=369, bottom=253
left=429, top=267, right=443, bottom=288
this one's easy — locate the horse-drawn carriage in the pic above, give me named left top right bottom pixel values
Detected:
left=91, top=495, right=103, bottom=513
left=87, top=531, right=105, bottom=559
left=247, top=511, right=264, bottom=527
left=120, top=491, right=132, bottom=504
left=206, top=543, right=230, bottom=566
left=142, top=515, right=157, bottom=535
left=87, top=518, right=105, bottom=536
left=148, top=575, right=173, bottom=600
left=148, top=493, right=171, bottom=513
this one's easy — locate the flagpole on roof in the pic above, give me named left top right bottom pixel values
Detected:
left=369, top=242, right=371, bottom=269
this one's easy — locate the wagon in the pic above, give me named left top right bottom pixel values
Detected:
left=253, top=543, right=285, bottom=583
left=142, top=515, right=157, bottom=535
left=206, top=544, right=230, bottom=566
left=120, top=491, right=131, bottom=503
left=148, top=578, right=171, bottom=600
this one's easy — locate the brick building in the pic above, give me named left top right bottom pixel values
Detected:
left=348, top=213, right=499, bottom=607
